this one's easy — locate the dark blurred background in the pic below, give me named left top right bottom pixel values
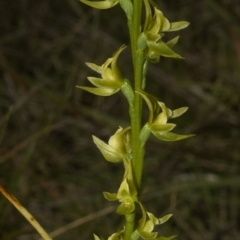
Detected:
left=0, top=0, right=240, bottom=239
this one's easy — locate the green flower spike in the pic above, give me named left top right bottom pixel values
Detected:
left=133, top=203, right=176, bottom=240
left=103, top=178, right=138, bottom=215
left=77, top=45, right=126, bottom=96
left=138, top=0, right=189, bottom=62
left=137, top=90, right=195, bottom=143
left=93, top=126, right=131, bottom=163
left=80, top=0, right=118, bottom=9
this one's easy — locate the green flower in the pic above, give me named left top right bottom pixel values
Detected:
left=133, top=203, right=176, bottom=240
left=77, top=45, right=126, bottom=96
left=137, top=90, right=194, bottom=143
left=93, top=126, right=131, bottom=163
left=103, top=178, right=138, bottom=215
left=80, top=0, right=118, bottom=9
left=138, top=0, right=189, bottom=62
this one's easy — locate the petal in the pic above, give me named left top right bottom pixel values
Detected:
left=108, top=127, right=130, bottom=156
left=80, top=0, right=119, bottom=9
left=158, top=102, right=172, bottom=117
left=143, top=0, right=152, bottom=31
left=154, top=8, right=171, bottom=32
left=87, top=77, right=122, bottom=88
left=77, top=86, right=119, bottom=96
left=111, top=45, right=126, bottom=83
left=152, top=112, right=168, bottom=125
left=147, top=212, right=159, bottom=225
left=152, top=131, right=195, bottom=141
left=108, top=231, right=123, bottom=240
left=92, top=135, right=123, bottom=162
left=102, top=67, right=115, bottom=82
left=150, top=123, right=176, bottom=133
left=117, top=178, right=130, bottom=199
left=138, top=229, right=158, bottom=239
left=142, top=219, right=154, bottom=232
left=101, top=58, right=113, bottom=79
left=136, top=90, right=161, bottom=124
left=116, top=200, right=135, bottom=215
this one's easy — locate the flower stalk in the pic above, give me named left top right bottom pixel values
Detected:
left=77, top=0, right=193, bottom=239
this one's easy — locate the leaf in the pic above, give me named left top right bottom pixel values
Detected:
left=152, top=131, right=195, bottom=141
left=77, top=86, right=119, bottom=96
left=148, top=41, right=183, bottom=59
left=79, top=0, right=118, bottom=9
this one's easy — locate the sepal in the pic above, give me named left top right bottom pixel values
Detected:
left=93, top=234, right=104, bottom=240
left=155, top=236, right=177, bottom=240
left=79, top=86, right=118, bottom=96
left=92, top=135, right=123, bottom=162
left=152, top=131, right=195, bottom=141
left=148, top=41, right=183, bottom=59
left=103, top=192, right=118, bottom=201
left=108, top=230, right=124, bottom=240
left=80, top=0, right=118, bottom=9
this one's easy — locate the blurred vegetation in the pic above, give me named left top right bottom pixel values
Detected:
left=0, top=0, right=240, bottom=239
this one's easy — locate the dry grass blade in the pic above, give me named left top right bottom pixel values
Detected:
left=0, top=184, right=52, bottom=240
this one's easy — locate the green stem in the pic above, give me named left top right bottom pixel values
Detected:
left=131, top=0, right=144, bottom=191
left=124, top=213, right=135, bottom=240
left=124, top=0, right=144, bottom=239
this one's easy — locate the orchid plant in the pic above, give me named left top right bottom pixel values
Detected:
left=77, top=0, right=194, bottom=239
left=0, top=0, right=193, bottom=239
